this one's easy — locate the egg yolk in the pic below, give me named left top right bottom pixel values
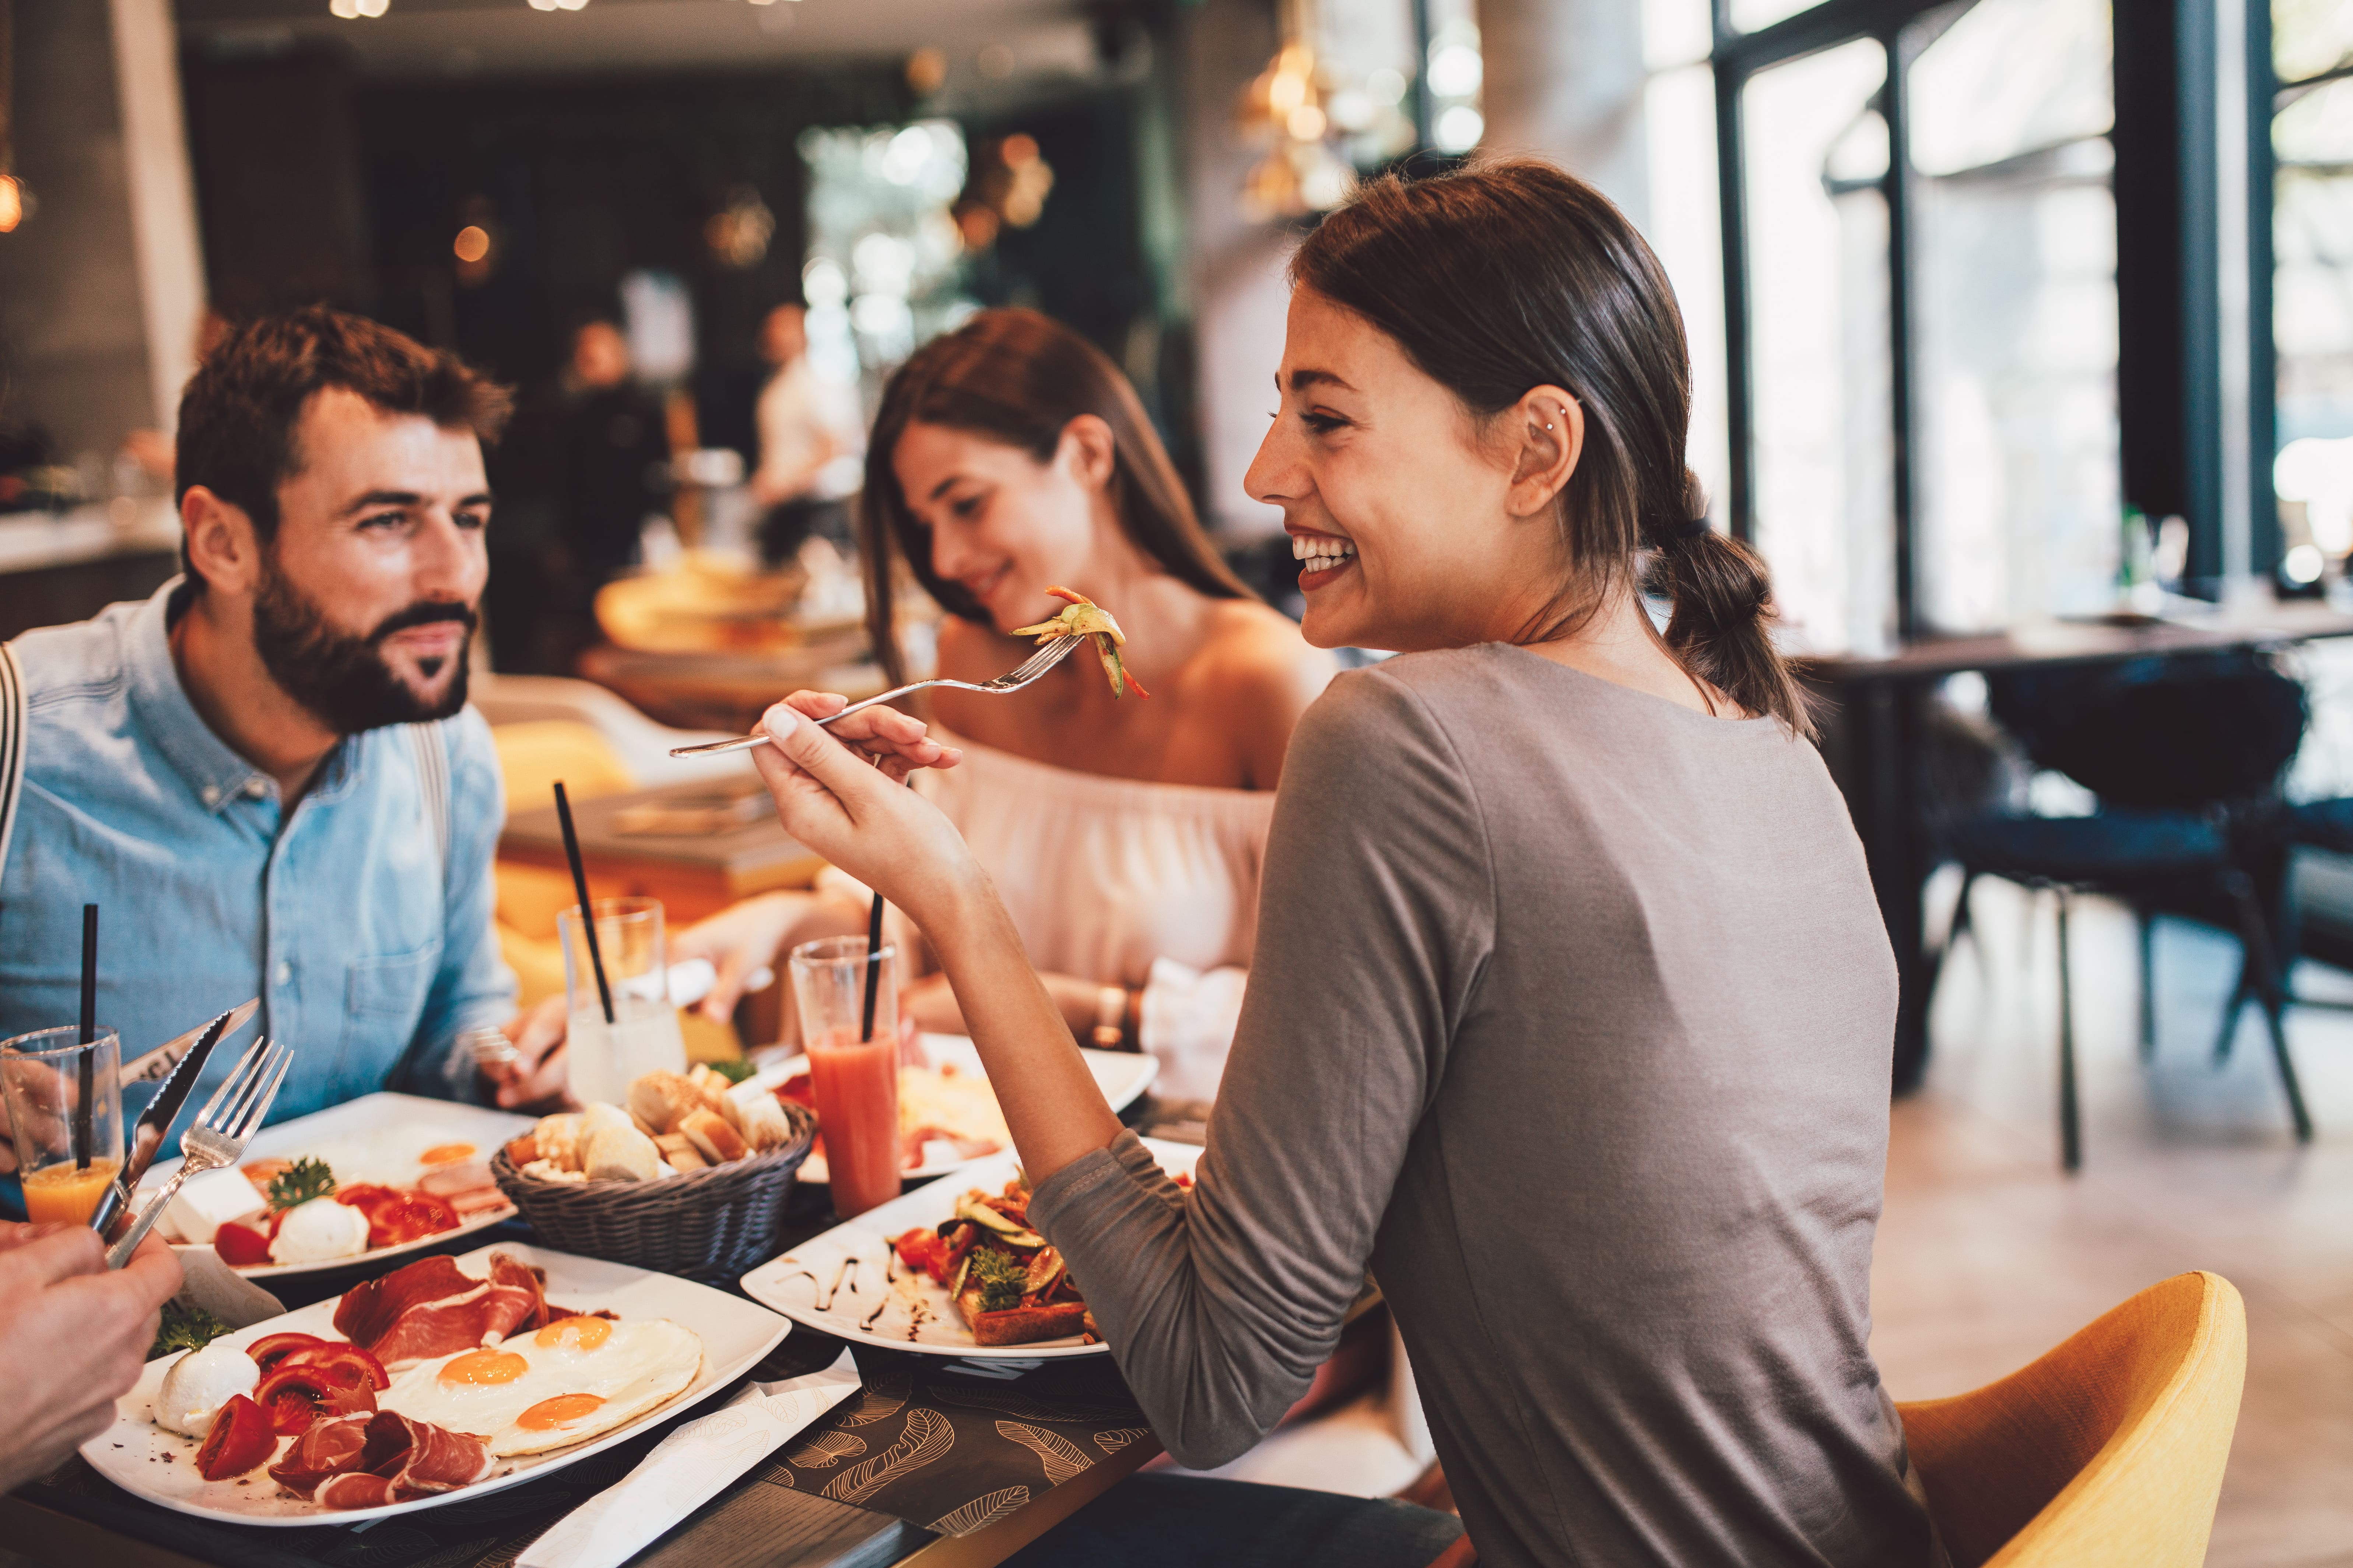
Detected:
left=535, top=1316, right=613, bottom=1351
left=438, top=1349, right=529, bottom=1386
left=516, top=1393, right=607, bottom=1430
left=420, top=1142, right=476, bottom=1166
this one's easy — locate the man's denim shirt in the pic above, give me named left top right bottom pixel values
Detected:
left=0, top=581, right=514, bottom=1138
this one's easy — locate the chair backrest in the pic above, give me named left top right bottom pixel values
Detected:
left=1989, top=651, right=2307, bottom=810
left=1896, top=1270, right=2246, bottom=1568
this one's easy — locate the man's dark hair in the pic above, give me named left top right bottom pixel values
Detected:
left=174, top=306, right=513, bottom=593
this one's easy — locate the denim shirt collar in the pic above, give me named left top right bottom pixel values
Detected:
left=124, top=579, right=358, bottom=814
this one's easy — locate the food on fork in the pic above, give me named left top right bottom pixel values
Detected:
left=1011, top=586, right=1150, bottom=699
left=894, top=1173, right=1095, bottom=1348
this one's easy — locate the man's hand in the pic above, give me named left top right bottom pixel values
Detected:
left=0, top=1223, right=183, bottom=1493
left=481, top=995, right=571, bottom=1111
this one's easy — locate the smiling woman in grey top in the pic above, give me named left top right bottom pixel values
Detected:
left=741, top=158, right=1937, bottom=1567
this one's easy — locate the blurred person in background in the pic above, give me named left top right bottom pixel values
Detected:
left=680, top=307, right=1333, bottom=1103
left=750, top=302, right=863, bottom=565
left=555, top=318, right=671, bottom=591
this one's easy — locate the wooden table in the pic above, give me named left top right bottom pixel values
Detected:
left=1799, top=601, right=2353, bottom=1092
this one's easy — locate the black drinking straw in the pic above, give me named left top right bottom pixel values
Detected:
left=553, top=783, right=616, bottom=1024
left=859, top=893, right=885, bottom=1043
left=75, top=904, right=97, bottom=1169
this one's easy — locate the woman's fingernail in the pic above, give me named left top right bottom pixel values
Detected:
left=763, top=707, right=799, bottom=743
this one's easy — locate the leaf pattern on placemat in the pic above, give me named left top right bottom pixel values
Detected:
left=995, top=1421, right=1091, bottom=1486
left=928, top=1484, right=1031, bottom=1536
left=1093, top=1427, right=1151, bottom=1455
left=821, top=1407, right=955, bottom=1504
left=930, top=1381, right=1141, bottom=1424
left=785, top=1429, right=868, bottom=1470
left=837, top=1368, right=913, bottom=1429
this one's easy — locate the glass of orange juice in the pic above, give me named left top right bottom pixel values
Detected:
left=789, top=937, right=902, bottom=1221
left=3, top=1025, right=125, bottom=1226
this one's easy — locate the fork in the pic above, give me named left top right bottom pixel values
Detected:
left=670, top=634, right=1089, bottom=757
left=106, top=1035, right=292, bottom=1269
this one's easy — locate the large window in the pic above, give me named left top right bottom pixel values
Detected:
left=1714, top=0, right=2126, bottom=654
left=2273, top=0, right=2353, bottom=579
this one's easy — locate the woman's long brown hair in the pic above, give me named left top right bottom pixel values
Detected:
left=860, top=308, right=1252, bottom=685
left=1290, top=159, right=1813, bottom=737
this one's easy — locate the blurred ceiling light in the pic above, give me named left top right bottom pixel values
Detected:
left=527, top=0, right=590, bottom=12
left=1366, top=67, right=1407, bottom=107
left=978, top=43, right=1016, bottom=79
left=906, top=47, right=948, bottom=96
left=705, top=188, right=774, bottom=268
left=329, top=0, right=390, bottom=14
left=0, top=177, right=22, bottom=234
left=1002, top=134, right=1039, bottom=167
left=2279, top=436, right=2353, bottom=555
left=1434, top=105, right=1484, bottom=153
left=1287, top=104, right=1327, bottom=141
left=1426, top=41, right=1482, bottom=98
left=453, top=225, right=491, bottom=264
left=2284, top=544, right=2326, bottom=585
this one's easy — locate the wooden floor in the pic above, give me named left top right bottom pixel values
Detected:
left=1876, top=874, right=2353, bottom=1568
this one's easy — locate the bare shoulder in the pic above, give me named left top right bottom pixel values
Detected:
left=1188, top=600, right=1334, bottom=708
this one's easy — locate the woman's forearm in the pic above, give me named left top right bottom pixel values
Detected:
left=927, top=880, right=1123, bottom=1184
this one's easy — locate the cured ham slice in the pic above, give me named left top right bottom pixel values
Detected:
left=333, top=1253, right=547, bottom=1369
left=268, top=1410, right=491, bottom=1509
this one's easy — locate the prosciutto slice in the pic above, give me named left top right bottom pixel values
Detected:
left=333, top=1253, right=548, bottom=1369
left=269, top=1410, right=492, bottom=1509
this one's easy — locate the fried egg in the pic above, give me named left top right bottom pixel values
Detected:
left=376, top=1315, right=704, bottom=1456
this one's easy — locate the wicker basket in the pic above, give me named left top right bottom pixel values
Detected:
left=490, top=1102, right=817, bottom=1282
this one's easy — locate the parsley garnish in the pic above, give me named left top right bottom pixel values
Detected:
left=266, top=1156, right=337, bottom=1213
left=708, top=1059, right=756, bottom=1085
left=968, top=1249, right=1028, bottom=1314
left=150, top=1301, right=230, bottom=1360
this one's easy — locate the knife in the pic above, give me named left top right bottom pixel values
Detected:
left=89, top=1001, right=255, bottom=1238
left=117, top=999, right=259, bottom=1090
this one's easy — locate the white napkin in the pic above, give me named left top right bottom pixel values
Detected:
left=516, top=1351, right=863, bottom=1568
left=169, top=1244, right=285, bottom=1328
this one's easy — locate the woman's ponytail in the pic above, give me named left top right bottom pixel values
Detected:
left=1651, top=473, right=1814, bottom=739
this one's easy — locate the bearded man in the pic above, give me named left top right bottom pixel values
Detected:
left=0, top=308, right=557, bottom=1162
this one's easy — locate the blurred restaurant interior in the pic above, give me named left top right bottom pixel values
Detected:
left=4, top=0, right=2353, bottom=1563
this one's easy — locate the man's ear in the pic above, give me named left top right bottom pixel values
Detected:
left=180, top=487, right=265, bottom=598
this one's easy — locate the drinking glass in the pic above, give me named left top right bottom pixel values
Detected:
left=789, top=936, right=901, bottom=1219
left=559, top=897, right=687, bottom=1108
left=2, top=1026, right=125, bottom=1224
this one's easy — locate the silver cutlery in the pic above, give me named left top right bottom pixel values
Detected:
left=88, top=1002, right=252, bottom=1238
left=668, top=634, right=1088, bottom=758
left=116, top=998, right=258, bottom=1089
left=106, top=1036, right=291, bottom=1269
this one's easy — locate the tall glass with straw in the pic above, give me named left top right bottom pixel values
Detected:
left=553, top=784, right=685, bottom=1106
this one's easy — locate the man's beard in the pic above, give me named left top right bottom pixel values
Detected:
left=251, top=558, right=476, bottom=734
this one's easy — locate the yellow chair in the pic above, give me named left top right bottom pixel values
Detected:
left=1898, top=1270, right=2247, bottom=1568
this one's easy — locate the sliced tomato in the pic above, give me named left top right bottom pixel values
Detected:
left=893, top=1228, right=942, bottom=1274
left=245, top=1331, right=327, bottom=1374
left=278, top=1342, right=389, bottom=1392
left=335, top=1184, right=460, bottom=1247
left=195, top=1395, right=278, bottom=1480
left=257, top=1364, right=377, bottom=1436
left=214, top=1220, right=276, bottom=1268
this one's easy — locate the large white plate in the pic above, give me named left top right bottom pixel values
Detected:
left=740, top=1136, right=1201, bottom=1360
left=83, top=1241, right=790, bottom=1526
left=137, top=1093, right=535, bottom=1280
left=750, top=1035, right=1158, bottom=1185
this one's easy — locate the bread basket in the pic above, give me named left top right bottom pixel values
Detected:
left=490, top=1101, right=817, bottom=1281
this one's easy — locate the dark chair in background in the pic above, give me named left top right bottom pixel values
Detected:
left=1935, top=650, right=2312, bottom=1169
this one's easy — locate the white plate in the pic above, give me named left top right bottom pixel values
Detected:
left=83, top=1241, right=790, bottom=1526
left=750, top=1035, right=1159, bottom=1185
left=137, top=1093, right=535, bottom=1280
left=740, top=1136, right=1201, bottom=1360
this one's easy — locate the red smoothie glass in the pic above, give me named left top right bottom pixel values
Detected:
left=788, top=936, right=902, bottom=1219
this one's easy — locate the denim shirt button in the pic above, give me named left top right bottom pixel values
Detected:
left=274, top=960, right=293, bottom=986
left=201, top=784, right=221, bottom=806
left=244, top=779, right=266, bottom=799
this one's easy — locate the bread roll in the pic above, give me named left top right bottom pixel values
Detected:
left=727, top=1086, right=792, bottom=1152
left=652, top=1132, right=696, bottom=1160
left=581, top=1101, right=632, bottom=1140
left=628, top=1074, right=681, bottom=1134
left=687, top=1065, right=734, bottom=1115
left=678, top=1107, right=748, bottom=1164
left=532, top=1113, right=584, bottom=1172
left=665, top=1147, right=708, bottom=1174
left=584, top=1123, right=663, bottom=1182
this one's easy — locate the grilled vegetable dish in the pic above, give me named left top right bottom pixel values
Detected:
left=1010, top=587, right=1149, bottom=700
left=893, top=1175, right=1093, bottom=1347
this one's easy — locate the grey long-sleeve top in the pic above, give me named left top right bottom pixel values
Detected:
left=1028, top=645, right=1936, bottom=1568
